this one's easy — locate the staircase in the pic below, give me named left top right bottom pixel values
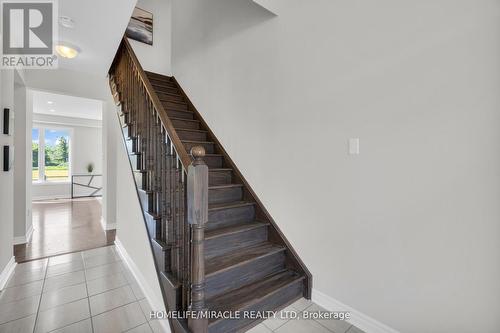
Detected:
left=109, top=38, right=311, bottom=333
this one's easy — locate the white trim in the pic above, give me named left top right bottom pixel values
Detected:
left=13, top=224, right=34, bottom=245
left=0, top=257, right=17, bottom=290
left=114, top=238, right=170, bottom=333
left=100, top=217, right=116, bottom=231
left=33, top=119, right=102, bottom=129
left=32, top=181, right=71, bottom=186
left=312, top=289, right=400, bottom=333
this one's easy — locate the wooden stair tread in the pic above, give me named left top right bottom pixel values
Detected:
left=162, top=100, right=187, bottom=106
left=152, top=80, right=175, bottom=85
left=205, top=241, right=281, bottom=277
left=145, top=71, right=172, bottom=80
left=208, top=201, right=255, bottom=211
left=175, top=128, right=208, bottom=133
left=206, top=270, right=304, bottom=323
left=157, top=91, right=182, bottom=97
left=164, top=107, right=193, bottom=113
left=170, top=118, right=200, bottom=123
left=181, top=139, right=214, bottom=144
left=209, top=184, right=243, bottom=190
left=205, top=221, right=267, bottom=242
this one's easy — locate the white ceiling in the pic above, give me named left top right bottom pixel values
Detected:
left=33, top=90, right=102, bottom=120
left=56, top=0, right=136, bottom=75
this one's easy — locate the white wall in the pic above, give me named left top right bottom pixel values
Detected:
left=128, top=0, right=172, bottom=76
left=102, top=97, right=118, bottom=229
left=13, top=75, right=32, bottom=241
left=0, top=70, right=15, bottom=275
left=171, top=1, right=500, bottom=332
left=32, top=113, right=102, bottom=200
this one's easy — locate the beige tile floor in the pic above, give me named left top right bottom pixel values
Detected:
left=0, top=245, right=365, bottom=333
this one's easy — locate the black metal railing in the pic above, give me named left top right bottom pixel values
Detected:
left=71, top=174, right=103, bottom=198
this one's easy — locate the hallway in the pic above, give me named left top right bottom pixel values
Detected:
left=14, top=198, right=115, bottom=262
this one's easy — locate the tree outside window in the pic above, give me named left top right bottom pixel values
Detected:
left=32, top=128, right=71, bottom=182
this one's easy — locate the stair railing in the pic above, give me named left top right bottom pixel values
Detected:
left=109, top=37, right=208, bottom=332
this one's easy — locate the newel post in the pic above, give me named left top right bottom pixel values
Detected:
left=187, top=146, right=209, bottom=333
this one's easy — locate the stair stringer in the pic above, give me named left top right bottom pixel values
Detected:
left=113, top=100, right=190, bottom=333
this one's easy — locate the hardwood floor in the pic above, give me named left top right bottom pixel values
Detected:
left=14, top=198, right=115, bottom=263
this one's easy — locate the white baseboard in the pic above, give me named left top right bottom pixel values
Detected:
left=100, top=217, right=116, bottom=231
left=0, top=257, right=17, bottom=290
left=312, top=289, right=400, bottom=333
left=114, top=238, right=170, bottom=333
left=13, top=224, right=34, bottom=245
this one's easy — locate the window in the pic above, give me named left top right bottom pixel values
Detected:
left=32, top=127, right=71, bottom=182
left=32, top=128, right=39, bottom=181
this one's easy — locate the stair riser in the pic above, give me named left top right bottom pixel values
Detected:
left=119, top=111, right=128, bottom=124
left=160, top=272, right=182, bottom=312
left=157, top=92, right=184, bottom=102
left=129, top=154, right=141, bottom=171
left=208, top=186, right=242, bottom=205
left=208, top=279, right=303, bottom=333
left=205, top=251, right=285, bottom=299
left=183, top=141, right=214, bottom=154
left=152, top=240, right=170, bottom=273
left=204, top=155, right=224, bottom=168
left=138, top=190, right=153, bottom=213
left=171, top=119, right=200, bottom=130
left=125, top=138, right=137, bottom=153
left=162, top=101, right=188, bottom=110
left=176, top=130, right=207, bottom=142
left=122, top=124, right=132, bottom=139
left=134, top=172, right=146, bottom=190
left=208, top=205, right=255, bottom=230
left=209, top=170, right=232, bottom=186
left=205, top=226, right=268, bottom=259
left=167, top=110, right=194, bottom=120
left=144, top=213, right=160, bottom=240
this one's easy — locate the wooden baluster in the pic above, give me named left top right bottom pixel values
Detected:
left=155, top=114, right=161, bottom=216
left=146, top=102, right=152, bottom=191
left=172, top=150, right=179, bottom=277
left=187, top=146, right=208, bottom=333
left=160, top=128, right=166, bottom=241
left=151, top=112, right=157, bottom=214
left=166, top=137, right=174, bottom=250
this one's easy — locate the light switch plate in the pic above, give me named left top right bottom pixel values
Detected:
left=349, top=138, right=360, bottom=155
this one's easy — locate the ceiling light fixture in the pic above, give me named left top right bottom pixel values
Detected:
left=55, top=42, right=80, bottom=59
left=49, top=109, right=55, bottom=112
left=47, top=101, right=53, bottom=104
left=59, top=16, right=75, bottom=29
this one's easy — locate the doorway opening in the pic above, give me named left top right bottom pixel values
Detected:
left=14, top=90, right=115, bottom=262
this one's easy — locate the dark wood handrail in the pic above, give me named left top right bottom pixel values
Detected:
left=119, top=38, right=192, bottom=170
left=109, top=38, right=209, bottom=332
